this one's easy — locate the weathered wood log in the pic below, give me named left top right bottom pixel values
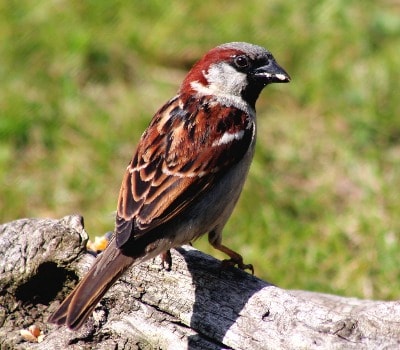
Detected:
left=1, top=215, right=400, bottom=349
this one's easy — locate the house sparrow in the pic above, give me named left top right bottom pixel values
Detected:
left=48, top=42, right=290, bottom=330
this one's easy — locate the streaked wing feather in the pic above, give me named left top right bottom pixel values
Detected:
left=116, top=95, right=254, bottom=248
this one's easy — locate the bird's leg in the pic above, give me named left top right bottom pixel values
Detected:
left=216, top=243, right=254, bottom=274
left=208, top=230, right=254, bottom=274
left=160, top=249, right=172, bottom=271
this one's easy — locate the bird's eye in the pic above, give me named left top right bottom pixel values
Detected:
left=234, top=55, right=250, bottom=69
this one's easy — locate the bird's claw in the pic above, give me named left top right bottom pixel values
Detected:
left=221, top=258, right=254, bottom=275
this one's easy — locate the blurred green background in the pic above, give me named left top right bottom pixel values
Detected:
left=1, top=1, right=399, bottom=299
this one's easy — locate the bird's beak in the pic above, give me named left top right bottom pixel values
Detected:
left=254, top=60, right=291, bottom=84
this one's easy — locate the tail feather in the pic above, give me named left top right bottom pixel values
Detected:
left=48, top=239, right=135, bottom=330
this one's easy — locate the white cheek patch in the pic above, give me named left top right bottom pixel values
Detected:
left=212, top=130, right=244, bottom=147
left=205, top=63, right=247, bottom=97
left=189, top=62, right=254, bottom=115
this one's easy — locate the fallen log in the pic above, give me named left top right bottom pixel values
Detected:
left=1, top=215, right=399, bottom=349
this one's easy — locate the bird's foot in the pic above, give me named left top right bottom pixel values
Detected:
left=221, top=258, right=254, bottom=275
left=160, top=250, right=172, bottom=271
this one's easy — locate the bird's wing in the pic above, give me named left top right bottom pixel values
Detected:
left=115, top=95, right=254, bottom=247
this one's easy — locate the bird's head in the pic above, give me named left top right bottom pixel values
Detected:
left=180, top=42, right=291, bottom=108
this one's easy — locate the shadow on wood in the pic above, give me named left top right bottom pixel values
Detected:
left=179, top=247, right=268, bottom=349
left=1, top=215, right=400, bottom=349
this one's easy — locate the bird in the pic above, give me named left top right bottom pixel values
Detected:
left=48, top=42, right=290, bottom=330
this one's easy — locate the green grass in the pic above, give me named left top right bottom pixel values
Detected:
left=1, top=1, right=400, bottom=300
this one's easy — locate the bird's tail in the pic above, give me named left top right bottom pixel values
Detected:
left=48, top=238, right=136, bottom=330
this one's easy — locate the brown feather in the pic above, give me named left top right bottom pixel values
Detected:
left=115, top=95, right=254, bottom=247
left=48, top=238, right=135, bottom=330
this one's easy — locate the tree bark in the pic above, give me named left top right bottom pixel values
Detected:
left=1, top=215, right=400, bottom=350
